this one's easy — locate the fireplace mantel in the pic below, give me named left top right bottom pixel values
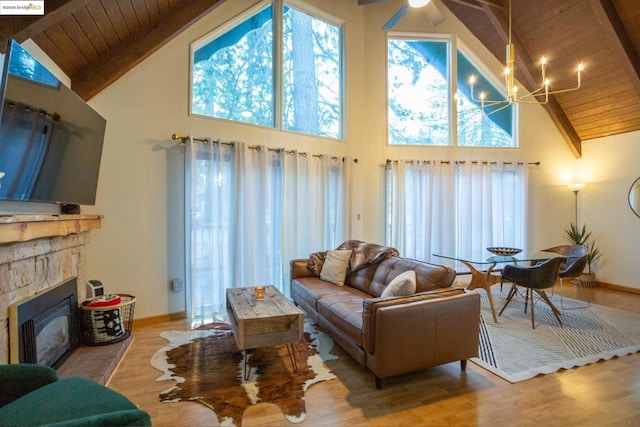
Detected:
left=0, top=215, right=102, bottom=244
left=1, top=214, right=102, bottom=365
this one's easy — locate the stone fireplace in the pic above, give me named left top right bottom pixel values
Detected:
left=0, top=215, right=102, bottom=365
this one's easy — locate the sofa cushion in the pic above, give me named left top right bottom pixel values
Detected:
left=366, top=257, right=456, bottom=297
left=291, top=277, right=345, bottom=313
left=0, top=376, right=150, bottom=426
left=320, top=249, right=352, bottom=286
left=381, top=270, right=416, bottom=297
left=316, top=289, right=369, bottom=346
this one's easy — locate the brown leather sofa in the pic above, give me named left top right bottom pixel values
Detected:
left=291, top=255, right=481, bottom=389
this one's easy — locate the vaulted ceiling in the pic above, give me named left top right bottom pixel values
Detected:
left=440, top=0, right=640, bottom=156
left=1, top=0, right=639, bottom=157
left=0, top=0, right=226, bottom=101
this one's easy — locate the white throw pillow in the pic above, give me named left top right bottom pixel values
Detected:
left=320, top=249, right=353, bottom=286
left=381, top=270, right=417, bottom=297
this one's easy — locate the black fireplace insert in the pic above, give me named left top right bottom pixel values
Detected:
left=9, top=278, right=80, bottom=369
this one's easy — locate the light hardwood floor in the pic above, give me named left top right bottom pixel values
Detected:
left=108, top=284, right=640, bottom=426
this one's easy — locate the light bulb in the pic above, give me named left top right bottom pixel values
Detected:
left=409, top=0, right=430, bottom=7
left=578, top=63, right=584, bottom=72
left=541, top=56, right=547, bottom=65
left=469, top=75, right=476, bottom=84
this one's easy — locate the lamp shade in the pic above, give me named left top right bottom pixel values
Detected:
left=409, top=0, right=430, bottom=7
left=567, top=182, right=586, bottom=192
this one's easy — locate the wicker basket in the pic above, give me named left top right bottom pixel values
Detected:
left=79, top=294, right=136, bottom=346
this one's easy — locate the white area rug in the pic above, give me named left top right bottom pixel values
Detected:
left=472, top=288, right=640, bottom=383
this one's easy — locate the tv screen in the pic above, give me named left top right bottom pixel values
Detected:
left=0, top=39, right=106, bottom=206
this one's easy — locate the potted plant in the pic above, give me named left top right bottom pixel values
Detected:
left=565, top=223, right=602, bottom=287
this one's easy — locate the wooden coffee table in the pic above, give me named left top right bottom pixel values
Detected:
left=226, top=286, right=304, bottom=378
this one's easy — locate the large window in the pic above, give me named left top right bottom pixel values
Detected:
left=191, top=1, right=344, bottom=139
left=387, top=39, right=450, bottom=145
left=387, top=36, right=515, bottom=147
left=192, top=5, right=273, bottom=127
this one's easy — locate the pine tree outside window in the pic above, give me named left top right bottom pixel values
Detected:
left=387, top=35, right=515, bottom=147
left=191, top=1, right=344, bottom=140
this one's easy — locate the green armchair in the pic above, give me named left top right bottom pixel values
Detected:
left=0, top=364, right=151, bottom=426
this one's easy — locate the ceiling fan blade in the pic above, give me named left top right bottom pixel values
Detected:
left=424, top=1, right=446, bottom=26
left=383, top=5, right=409, bottom=30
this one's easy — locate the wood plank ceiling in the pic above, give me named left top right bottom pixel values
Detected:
left=1, top=0, right=639, bottom=157
left=0, top=0, right=226, bottom=100
left=440, top=0, right=640, bottom=156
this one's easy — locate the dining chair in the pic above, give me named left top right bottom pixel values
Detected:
left=498, top=257, right=565, bottom=329
left=543, top=245, right=589, bottom=309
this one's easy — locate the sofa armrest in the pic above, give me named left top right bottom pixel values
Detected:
left=290, top=259, right=317, bottom=280
left=0, top=364, right=59, bottom=407
left=362, top=289, right=479, bottom=355
left=361, top=290, right=480, bottom=381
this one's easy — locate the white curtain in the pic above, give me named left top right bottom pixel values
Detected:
left=386, top=160, right=527, bottom=264
left=186, top=139, right=353, bottom=323
left=386, top=161, right=455, bottom=261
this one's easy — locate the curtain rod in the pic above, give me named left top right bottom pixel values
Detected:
left=172, top=134, right=358, bottom=163
left=385, top=159, right=540, bottom=166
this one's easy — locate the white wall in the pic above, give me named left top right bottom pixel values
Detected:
left=579, top=131, right=640, bottom=288
left=80, top=0, right=636, bottom=319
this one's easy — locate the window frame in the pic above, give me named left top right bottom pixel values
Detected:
left=189, top=0, right=346, bottom=141
left=386, top=32, right=454, bottom=147
left=386, top=32, right=517, bottom=148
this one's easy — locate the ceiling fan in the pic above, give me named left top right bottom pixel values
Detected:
left=358, top=0, right=446, bottom=30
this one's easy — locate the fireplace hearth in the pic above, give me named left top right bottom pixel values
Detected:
left=9, top=278, right=79, bottom=369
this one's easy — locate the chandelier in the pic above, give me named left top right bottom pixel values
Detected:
left=468, top=0, right=584, bottom=114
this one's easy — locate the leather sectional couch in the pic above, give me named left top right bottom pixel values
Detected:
left=290, top=248, right=481, bottom=389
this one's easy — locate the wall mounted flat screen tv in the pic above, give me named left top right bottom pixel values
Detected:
left=0, top=39, right=106, bottom=206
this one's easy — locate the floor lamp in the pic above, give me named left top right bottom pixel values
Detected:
left=564, top=182, right=590, bottom=309
left=567, top=182, right=585, bottom=226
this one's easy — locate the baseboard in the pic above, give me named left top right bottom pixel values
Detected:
left=597, top=282, right=640, bottom=295
left=133, top=311, right=187, bottom=327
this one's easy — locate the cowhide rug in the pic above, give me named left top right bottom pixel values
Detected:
left=151, top=318, right=337, bottom=426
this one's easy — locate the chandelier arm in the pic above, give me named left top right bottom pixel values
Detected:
left=516, top=99, right=549, bottom=104
left=545, top=83, right=583, bottom=96
left=479, top=99, right=510, bottom=106
left=483, top=101, right=515, bottom=116
left=466, top=0, right=583, bottom=113
left=517, top=85, right=545, bottom=98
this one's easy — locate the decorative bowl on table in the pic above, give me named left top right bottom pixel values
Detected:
left=486, top=247, right=522, bottom=256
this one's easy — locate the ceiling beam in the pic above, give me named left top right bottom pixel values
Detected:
left=482, top=3, right=582, bottom=157
left=588, top=0, right=640, bottom=97
left=70, top=0, right=226, bottom=100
